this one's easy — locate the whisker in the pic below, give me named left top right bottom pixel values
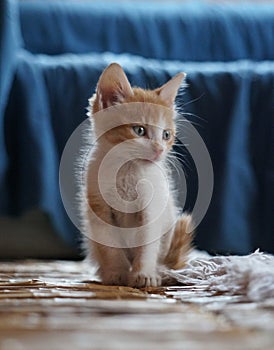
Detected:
left=169, top=151, right=193, bottom=173
left=176, top=112, right=208, bottom=127
left=175, top=117, right=205, bottom=132
left=177, top=93, right=205, bottom=110
left=181, top=112, right=206, bottom=123
left=167, top=155, right=185, bottom=170
left=166, top=157, right=182, bottom=180
left=175, top=120, right=202, bottom=134
left=173, top=140, right=189, bottom=148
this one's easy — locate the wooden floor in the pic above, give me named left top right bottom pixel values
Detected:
left=0, top=261, right=273, bottom=350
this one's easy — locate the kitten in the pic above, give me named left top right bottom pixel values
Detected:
left=81, top=63, right=193, bottom=288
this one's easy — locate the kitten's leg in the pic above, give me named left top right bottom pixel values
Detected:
left=85, top=194, right=131, bottom=285
left=91, top=241, right=130, bottom=286
left=128, top=240, right=162, bottom=288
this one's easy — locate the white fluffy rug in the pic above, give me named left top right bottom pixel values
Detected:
left=165, top=250, right=274, bottom=302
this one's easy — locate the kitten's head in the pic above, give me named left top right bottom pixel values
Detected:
left=89, top=63, right=186, bottom=162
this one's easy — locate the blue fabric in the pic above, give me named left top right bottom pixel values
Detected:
left=3, top=50, right=274, bottom=253
left=0, top=0, right=21, bottom=211
left=19, top=1, right=274, bottom=61
left=1, top=0, right=274, bottom=255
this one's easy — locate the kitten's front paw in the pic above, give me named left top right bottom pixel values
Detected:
left=129, top=272, right=161, bottom=288
left=101, top=271, right=128, bottom=286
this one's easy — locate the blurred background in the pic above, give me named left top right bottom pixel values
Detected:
left=0, top=0, right=273, bottom=259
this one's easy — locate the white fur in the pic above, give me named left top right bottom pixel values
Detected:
left=82, top=120, right=179, bottom=288
left=80, top=64, right=187, bottom=288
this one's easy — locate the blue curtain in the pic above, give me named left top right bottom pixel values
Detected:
left=1, top=0, right=274, bottom=254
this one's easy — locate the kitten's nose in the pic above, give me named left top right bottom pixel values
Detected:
left=152, top=142, right=163, bottom=152
left=152, top=144, right=164, bottom=160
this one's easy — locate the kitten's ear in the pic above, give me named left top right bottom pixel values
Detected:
left=156, top=72, right=186, bottom=108
left=96, top=63, right=133, bottom=110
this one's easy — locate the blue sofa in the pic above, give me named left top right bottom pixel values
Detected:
left=1, top=0, right=274, bottom=256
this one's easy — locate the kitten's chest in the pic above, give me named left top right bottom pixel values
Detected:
left=116, top=162, right=169, bottom=203
left=116, top=172, right=139, bottom=201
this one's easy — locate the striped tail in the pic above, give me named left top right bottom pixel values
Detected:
left=164, top=214, right=194, bottom=270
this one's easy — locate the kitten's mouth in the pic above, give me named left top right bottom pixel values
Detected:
left=141, top=154, right=163, bottom=163
left=151, top=155, right=162, bottom=162
left=134, top=150, right=164, bottom=163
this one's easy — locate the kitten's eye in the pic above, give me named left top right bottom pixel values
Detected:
left=132, top=125, right=146, bottom=137
left=163, top=130, right=171, bottom=140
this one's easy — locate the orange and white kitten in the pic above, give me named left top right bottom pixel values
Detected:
left=82, top=63, right=193, bottom=288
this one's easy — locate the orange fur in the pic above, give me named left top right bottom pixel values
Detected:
left=83, top=63, right=193, bottom=288
left=163, top=214, right=194, bottom=269
left=92, top=86, right=171, bottom=114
